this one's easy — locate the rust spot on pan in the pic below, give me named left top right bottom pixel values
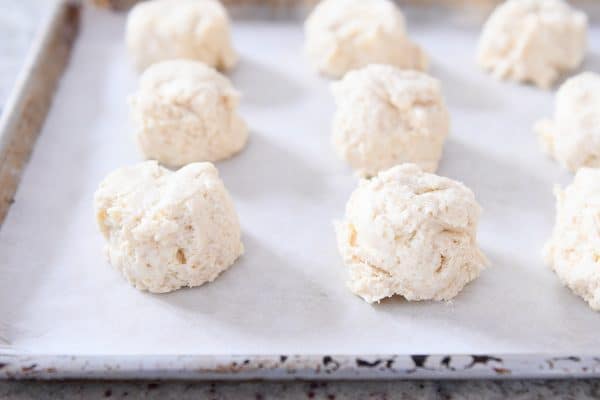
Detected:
left=21, top=364, right=37, bottom=373
left=493, top=367, right=511, bottom=375
left=465, top=355, right=502, bottom=368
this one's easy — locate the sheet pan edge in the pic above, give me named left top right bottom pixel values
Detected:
left=1, top=354, right=600, bottom=380
left=0, top=0, right=80, bottom=226
left=1, top=0, right=598, bottom=382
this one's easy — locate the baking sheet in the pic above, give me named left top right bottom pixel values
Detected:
left=1, top=3, right=600, bottom=357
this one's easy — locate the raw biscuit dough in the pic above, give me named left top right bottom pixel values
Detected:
left=126, top=0, right=238, bottom=72
left=477, top=0, right=587, bottom=89
left=95, top=161, right=244, bottom=293
left=332, top=65, right=449, bottom=177
left=544, top=168, right=600, bottom=311
left=304, top=0, right=428, bottom=78
left=335, top=164, right=488, bottom=303
left=535, top=72, right=600, bottom=172
left=129, top=59, right=248, bottom=167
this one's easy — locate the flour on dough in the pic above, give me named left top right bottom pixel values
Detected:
left=332, top=64, right=449, bottom=177
left=95, top=161, right=244, bottom=293
left=544, top=168, right=600, bottom=311
left=126, top=0, right=238, bottom=72
left=129, top=59, right=248, bottom=168
left=477, top=0, right=587, bottom=88
left=335, top=164, right=488, bottom=304
left=304, top=0, right=427, bottom=78
left=535, top=72, right=600, bottom=172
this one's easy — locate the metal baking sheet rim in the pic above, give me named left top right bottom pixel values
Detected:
left=2, top=354, right=600, bottom=380
left=0, top=0, right=599, bottom=381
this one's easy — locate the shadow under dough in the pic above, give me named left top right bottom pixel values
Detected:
left=546, top=50, right=600, bottom=89
left=157, top=233, right=339, bottom=338
left=438, top=138, right=555, bottom=220
left=373, top=250, right=569, bottom=352
left=429, top=60, right=504, bottom=111
left=218, top=132, right=327, bottom=201
left=582, top=50, right=600, bottom=71
left=230, top=57, right=304, bottom=107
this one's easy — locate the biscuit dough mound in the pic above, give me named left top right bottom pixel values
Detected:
left=335, top=164, right=488, bottom=303
left=304, top=0, right=428, bottom=78
left=129, top=60, right=248, bottom=167
left=477, top=0, right=587, bottom=88
left=126, top=0, right=238, bottom=72
left=95, top=161, right=244, bottom=293
left=544, top=168, right=600, bottom=311
left=332, top=65, right=449, bottom=177
left=535, top=72, right=600, bottom=172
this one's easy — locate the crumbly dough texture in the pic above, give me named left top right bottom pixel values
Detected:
left=544, top=168, right=600, bottom=311
left=332, top=65, right=449, bottom=177
left=477, top=0, right=587, bottom=89
left=126, top=0, right=238, bottom=72
left=129, top=59, right=248, bottom=167
left=335, top=164, right=487, bottom=303
left=304, top=0, right=428, bottom=78
left=535, top=72, right=600, bottom=172
left=95, top=161, right=244, bottom=293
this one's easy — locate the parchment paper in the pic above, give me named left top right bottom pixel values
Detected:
left=1, top=4, right=600, bottom=355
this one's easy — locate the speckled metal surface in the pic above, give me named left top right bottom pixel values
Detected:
left=4, top=379, right=600, bottom=399
left=2, top=354, right=600, bottom=380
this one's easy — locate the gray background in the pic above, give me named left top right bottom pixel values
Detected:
left=3, top=379, right=600, bottom=399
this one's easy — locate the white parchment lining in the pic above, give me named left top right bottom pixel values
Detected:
left=1, top=5, right=600, bottom=355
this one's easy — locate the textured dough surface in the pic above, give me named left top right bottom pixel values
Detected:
left=544, top=168, right=600, bottom=311
left=126, top=0, right=238, bottom=72
left=335, top=164, right=487, bottom=303
left=129, top=59, right=248, bottom=167
left=332, top=65, right=449, bottom=177
left=304, top=0, right=428, bottom=78
left=477, top=0, right=587, bottom=89
left=535, top=72, right=600, bottom=172
left=94, top=161, right=244, bottom=293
